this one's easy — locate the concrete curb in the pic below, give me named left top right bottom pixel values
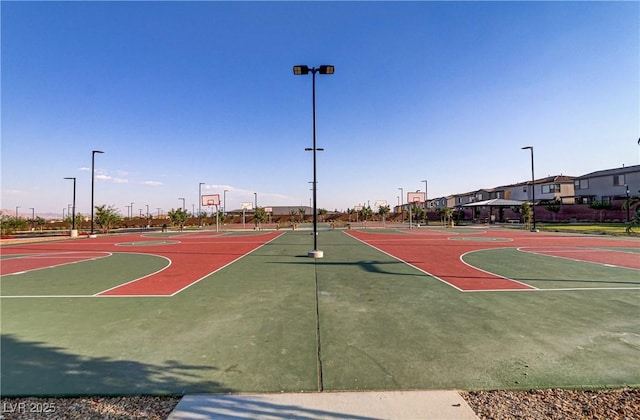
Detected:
left=168, top=390, right=480, bottom=419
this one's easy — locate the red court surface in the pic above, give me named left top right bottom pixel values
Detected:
left=0, top=231, right=283, bottom=296
left=346, top=229, right=640, bottom=292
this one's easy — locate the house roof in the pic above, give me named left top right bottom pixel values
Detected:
left=460, top=198, right=525, bottom=207
left=576, top=164, right=640, bottom=179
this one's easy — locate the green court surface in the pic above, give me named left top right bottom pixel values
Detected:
left=1, top=229, right=639, bottom=396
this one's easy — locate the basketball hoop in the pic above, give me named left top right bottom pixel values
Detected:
left=407, top=191, right=426, bottom=204
left=201, top=194, right=220, bottom=206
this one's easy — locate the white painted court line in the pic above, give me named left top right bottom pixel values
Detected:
left=169, top=231, right=286, bottom=296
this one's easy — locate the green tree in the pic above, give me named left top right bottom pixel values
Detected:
left=254, top=207, right=267, bottom=226
left=197, top=210, right=208, bottom=226
left=318, top=208, right=327, bottom=222
left=298, top=207, right=307, bottom=222
left=520, top=202, right=533, bottom=230
left=94, top=205, right=122, bottom=233
left=287, top=209, right=297, bottom=223
left=0, top=213, right=28, bottom=235
left=65, top=213, right=84, bottom=230
left=544, top=199, right=562, bottom=222
left=359, top=205, right=373, bottom=223
left=622, top=195, right=640, bottom=217
left=217, top=210, right=227, bottom=224
left=30, top=216, right=46, bottom=232
left=589, top=200, right=612, bottom=222
left=168, top=208, right=189, bottom=231
left=378, top=205, right=390, bottom=224
left=411, top=205, right=425, bottom=225
left=436, top=206, right=453, bottom=227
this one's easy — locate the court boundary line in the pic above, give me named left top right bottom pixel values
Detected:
left=517, top=246, right=640, bottom=271
left=459, top=248, right=538, bottom=291
left=0, top=232, right=285, bottom=299
left=346, top=231, right=640, bottom=293
left=343, top=231, right=465, bottom=292
left=168, top=231, right=286, bottom=296
left=0, top=251, right=113, bottom=276
left=461, top=247, right=640, bottom=292
left=94, top=252, right=173, bottom=296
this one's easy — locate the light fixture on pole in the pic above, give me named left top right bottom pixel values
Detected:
left=90, top=150, right=104, bottom=236
left=521, top=146, right=536, bottom=231
left=293, top=64, right=334, bottom=258
left=64, top=177, right=78, bottom=236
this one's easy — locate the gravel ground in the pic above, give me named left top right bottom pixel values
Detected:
left=1, top=389, right=638, bottom=419
left=462, top=388, right=640, bottom=420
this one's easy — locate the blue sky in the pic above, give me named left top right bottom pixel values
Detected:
left=2, top=1, right=638, bottom=217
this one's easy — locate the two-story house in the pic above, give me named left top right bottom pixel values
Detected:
left=573, top=165, right=640, bottom=204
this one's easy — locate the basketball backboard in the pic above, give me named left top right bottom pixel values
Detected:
left=201, top=194, right=220, bottom=206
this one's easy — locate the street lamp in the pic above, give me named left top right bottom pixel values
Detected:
left=130, top=202, right=134, bottom=219
left=254, top=192, right=258, bottom=228
left=625, top=184, right=630, bottom=223
left=223, top=190, right=229, bottom=215
left=421, top=179, right=428, bottom=221
left=199, top=182, right=205, bottom=226
left=90, top=150, right=104, bottom=235
left=293, top=64, right=334, bottom=258
left=521, top=146, right=536, bottom=231
left=64, top=177, right=77, bottom=235
left=398, top=187, right=404, bottom=221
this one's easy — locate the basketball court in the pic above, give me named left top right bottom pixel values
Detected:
left=1, top=227, right=638, bottom=398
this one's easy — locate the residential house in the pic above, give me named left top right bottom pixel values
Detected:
left=573, top=165, right=640, bottom=203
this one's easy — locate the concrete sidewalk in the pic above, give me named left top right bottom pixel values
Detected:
left=168, top=390, right=480, bottom=419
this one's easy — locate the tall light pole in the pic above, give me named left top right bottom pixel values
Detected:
left=294, top=64, right=334, bottom=259
left=199, top=182, right=205, bottom=226
left=421, top=179, right=428, bottom=222
left=15, top=206, right=20, bottom=218
left=179, top=197, right=185, bottom=211
left=625, top=184, right=630, bottom=223
left=130, top=202, right=134, bottom=219
left=90, top=150, right=104, bottom=235
left=398, top=187, right=404, bottom=222
left=223, top=189, right=229, bottom=215
left=254, top=192, right=258, bottom=228
left=64, top=177, right=77, bottom=235
left=521, top=146, right=536, bottom=231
